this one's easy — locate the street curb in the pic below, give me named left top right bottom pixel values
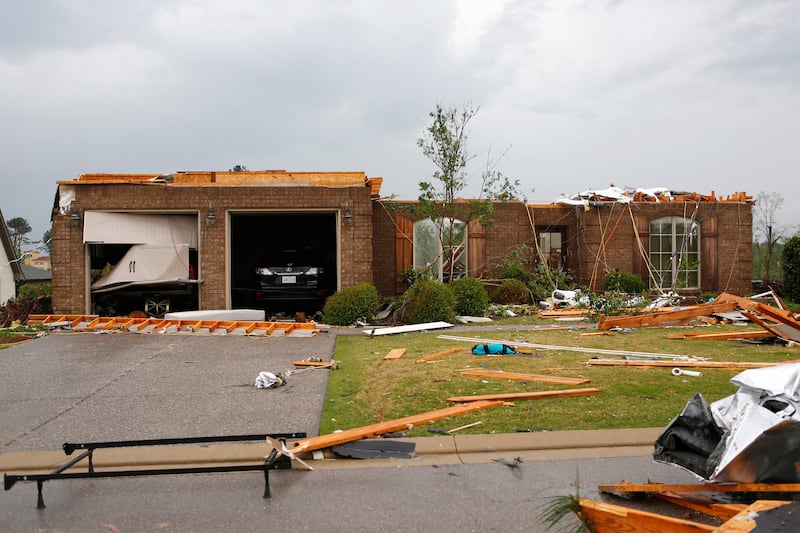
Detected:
left=0, top=428, right=663, bottom=474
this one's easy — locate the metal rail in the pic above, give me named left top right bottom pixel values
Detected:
left=4, top=432, right=306, bottom=509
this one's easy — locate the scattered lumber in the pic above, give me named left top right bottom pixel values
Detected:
left=460, top=369, right=590, bottom=385
left=290, top=400, right=504, bottom=455
left=447, top=387, right=601, bottom=403
left=415, top=347, right=463, bottom=364
left=596, top=301, right=737, bottom=330
left=27, top=314, right=319, bottom=336
left=383, top=348, right=406, bottom=360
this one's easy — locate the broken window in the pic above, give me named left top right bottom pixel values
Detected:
left=413, top=218, right=467, bottom=282
left=649, top=216, right=699, bottom=290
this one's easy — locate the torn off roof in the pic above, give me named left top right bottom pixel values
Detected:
left=554, top=185, right=751, bottom=207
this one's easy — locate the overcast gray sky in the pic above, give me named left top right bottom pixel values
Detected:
left=2, top=0, right=799, bottom=246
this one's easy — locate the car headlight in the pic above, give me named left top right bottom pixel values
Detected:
left=255, top=267, right=275, bottom=275
left=306, top=267, right=319, bottom=275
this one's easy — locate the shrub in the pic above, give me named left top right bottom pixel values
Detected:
left=322, top=284, right=380, bottom=326
left=783, top=234, right=800, bottom=303
left=448, top=277, right=489, bottom=316
left=527, top=263, right=574, bottom=302
left=604, top=271, right=645, bottom=294
left=499, top=265, right=532, bottom=284
left=490, top=279, right=531, bottom=305
left=401, top=280, right=456, bottom=324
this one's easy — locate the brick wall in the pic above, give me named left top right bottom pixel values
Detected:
left=369, top=200, right=753, bottom=298
left=52, top=183, right=374, bottom=314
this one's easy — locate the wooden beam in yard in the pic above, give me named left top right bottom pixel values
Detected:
left=460, top=369, right=590, bottom=385
left=416, top=347, right=463, bottom=363
left=447, top=387, right=601, bottom=403
left=290, top=400, right=504, bottom=455
left=596, top=301, right=737, bottom=330
left=586, top=359, right=781, bottom=370
left=666, top=330, right=774, bottom=341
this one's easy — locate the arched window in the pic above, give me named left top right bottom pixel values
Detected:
left=649, top=217, right=699, bottom=290
left=413, top=218, right=467, bottom=282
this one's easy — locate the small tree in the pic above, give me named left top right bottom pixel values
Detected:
left=6, top=217, right=32, bottom=258
left=41, top=229, right=53, bottom=255
left=753, top=191, right=785, bottom=279
left=415, top=103, right=519, bottom=282
left=783, top=234, right=800, bottom=303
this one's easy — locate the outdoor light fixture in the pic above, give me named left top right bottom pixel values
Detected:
left=69, top=209, right=81, bottom=228
left=343, top=209, right=353, bottom=226
left=206, top=208, right=216, bottom=226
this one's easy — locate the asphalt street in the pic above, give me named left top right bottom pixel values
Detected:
left=0, top=328, right=700, bottom=532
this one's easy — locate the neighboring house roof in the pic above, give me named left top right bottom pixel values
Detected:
left=20, top=264, right=52, bottom=282
left=0, top=209, right=23, bottom=281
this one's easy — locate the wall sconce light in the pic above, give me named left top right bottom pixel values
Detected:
left=70, top=209, right=81, bottom=228
left=343, top=209, right=353, bottom=226
left=206, top=208, right=216, bottom=226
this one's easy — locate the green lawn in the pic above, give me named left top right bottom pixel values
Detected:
left=320, top=321, right=798, bottom=436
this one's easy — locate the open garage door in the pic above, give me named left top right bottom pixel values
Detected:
left=230, top=212, right=337, bottom=318
left=85, top=212, right=199, bottom=317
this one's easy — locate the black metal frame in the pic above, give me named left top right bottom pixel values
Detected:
left=4, top=432, right=306, bottom=509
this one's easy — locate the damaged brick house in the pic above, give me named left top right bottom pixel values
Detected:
left=50, top=171, right=753, bottom=316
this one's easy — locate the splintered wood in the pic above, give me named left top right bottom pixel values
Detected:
left=290, top=400, right=504, bottom=455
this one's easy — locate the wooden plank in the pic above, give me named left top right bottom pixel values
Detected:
left=290, top=400, right=504, bottom=455
left=654, top=493, right=747, bottom=521
left=599, top=482, right=800, bottom=494
left=416, top=347, right=463, bottom=363
left=742, top=311, right=800, bottom=343
left=447, top=387, right=601, bottom=403
left=383, top=348, right=407, bottom=360
left=292, top=361, right=335, bottom=368
left=714, top=500, right=794, bottom=533
left=586, top=359, right=780, bottom=369
left=596, top=301, right=737, bottom=330
left=577, top=498, right=715, bottom=533
left=460, top=369, right=590, bottom=385
left=666, top=330, right=774, bottom=341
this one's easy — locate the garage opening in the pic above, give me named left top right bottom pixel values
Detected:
left=230, top=212, right=337, bottom=318
left=84, top=212, right=200, bottom=317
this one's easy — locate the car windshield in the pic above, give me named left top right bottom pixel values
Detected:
left=261, top=248, right=314, bottom=267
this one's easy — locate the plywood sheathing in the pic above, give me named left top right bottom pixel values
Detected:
left=383, top=348, right=407, bottom=360
left=290, top=400, right=504, bottom=455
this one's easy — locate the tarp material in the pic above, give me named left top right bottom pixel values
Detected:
left=83, top=212, right=198, bottom=247
left=472, top=343, right=517, bottom=355
left=92, top=244, right=191, bottom=292
left=654, top=362, right=800, bottom=483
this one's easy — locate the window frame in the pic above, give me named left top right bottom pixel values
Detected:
left=649, top=216, right=700, bottom=290
left=413, top=217, right=467, bottom=282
